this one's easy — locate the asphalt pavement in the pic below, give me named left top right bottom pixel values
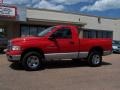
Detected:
left=0, top=54, right=120, bottom=90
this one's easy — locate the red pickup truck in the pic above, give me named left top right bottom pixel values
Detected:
left=6, top=25, right=112, bottom=70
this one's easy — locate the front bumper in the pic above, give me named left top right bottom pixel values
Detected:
left=7, top=54, right=21, bottom=62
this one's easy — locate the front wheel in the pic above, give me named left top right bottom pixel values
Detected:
left=22, top=52, right=43, bottom=71
left=88, top=52, right=102, bottom=67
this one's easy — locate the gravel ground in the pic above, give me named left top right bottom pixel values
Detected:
left=0, top=54, right=120, bottom=90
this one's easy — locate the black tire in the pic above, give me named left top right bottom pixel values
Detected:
left=88, top=52, right=102, bottom=67
left=22, top=52, right=43, bottom=71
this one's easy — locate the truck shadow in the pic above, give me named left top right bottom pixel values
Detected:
left=9, top=60, right=112, bottom=71
left=0, top=52, right=5, bottom=54
left=45, top=60, right=112, bottom=69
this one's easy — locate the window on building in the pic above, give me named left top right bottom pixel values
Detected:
left=97, top=31, right=103, bottom=38
left=29, top=26, right=37, bottom=36
left=21, top=26, right=29, bottom=37
left=83, top=29, right=113, bottom=39
left=38, top=27, right=46, bottom=34
left=91, top=31, right=97, bottom=38
left=83, top=30, right=96, bottom=38
left=107, top=32, right=113, bottom=38
left=20, top=25, right=50, bottom=37
left=83, top=30, right=88, bottom=38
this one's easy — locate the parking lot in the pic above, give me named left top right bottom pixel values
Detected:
left=0, top=54, right=120, bottom=90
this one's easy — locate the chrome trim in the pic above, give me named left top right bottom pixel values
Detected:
left=45, top=52, right=78, bottom=60
left=27, top=55, right=40, bottom=69
left=45, top=52, right=89, bottom=60
left=103, top=50, right=112, bottom=56
left=78, top=52, right=88, bottom=58
left=7, top=55, right=21, bottom=61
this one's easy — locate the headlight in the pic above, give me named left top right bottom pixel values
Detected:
left=112, top=46, right=118, bottom=49
left=12, top=46, right=21, bottom=51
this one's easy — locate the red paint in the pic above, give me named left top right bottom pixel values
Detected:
left=6, top=25, right=112, bottom=56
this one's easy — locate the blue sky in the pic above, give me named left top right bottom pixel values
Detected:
left=3, top=0, right=120, bottom=18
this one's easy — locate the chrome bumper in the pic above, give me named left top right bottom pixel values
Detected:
left=103, top=50, right=112, bottom=56
left=7, top=55, right=21, bottom=62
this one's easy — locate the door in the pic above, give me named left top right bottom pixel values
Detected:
left=46, top=27, right=79, bottom=59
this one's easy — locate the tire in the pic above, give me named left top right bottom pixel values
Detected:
left=88, top=52, right=102, bottom=67
left=22, top=51, right=43, bottom=71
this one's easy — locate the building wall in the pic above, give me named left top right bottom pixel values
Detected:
left=112, top=20, right=120, bottom=40
left=7, top=22, right=20, bottom=39
left=27, top=8, right=120, bottom=40
left=0, top=21, right=20, bottom=39
left=27, top=9, right=81, bottom=23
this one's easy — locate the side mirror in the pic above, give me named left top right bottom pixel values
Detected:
left=48, top=34, right=56, bottom=41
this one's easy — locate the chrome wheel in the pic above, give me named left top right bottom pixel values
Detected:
left=92, top=55, right=100, bottom=65
left=88, top=52, right=102, bottom=67
left=27, top=55, right=40, bottom=69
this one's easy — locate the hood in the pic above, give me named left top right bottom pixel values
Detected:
left=11, top=36, right=46, bottom=44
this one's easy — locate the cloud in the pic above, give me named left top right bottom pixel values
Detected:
left=3, top=0, right=94, bottom=11
left=51, top=0, right=94, bottom=5
left=3, top=0, right=64, bottom=10
left=4, top=0, right=30, bottom=5
left=33, top=0, right=64, bottom=10
left=81, top=0, right=120, bottom=11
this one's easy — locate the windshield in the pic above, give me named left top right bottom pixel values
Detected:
left=38, top=27, right=54, bottom=37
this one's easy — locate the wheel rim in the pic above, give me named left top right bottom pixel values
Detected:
left=92, top=55, right=100, bottom=65
left=27, top=55, right=40, bottom=69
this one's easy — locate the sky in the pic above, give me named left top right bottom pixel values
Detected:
left=3, top=0, right=120, bottom=18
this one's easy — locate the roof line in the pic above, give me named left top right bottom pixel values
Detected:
left=27, top=7, right=120, bottom=20
left=27, top=18, right=86, bottom=26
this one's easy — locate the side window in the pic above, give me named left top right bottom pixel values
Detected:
left=52, top=28, right=72, bottom=38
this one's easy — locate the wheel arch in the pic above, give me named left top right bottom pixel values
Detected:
left=20, top=47, right=45, bottom=61
left=88, top=46, right=103, bottom=56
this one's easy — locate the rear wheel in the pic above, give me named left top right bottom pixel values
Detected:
left=22, top=52, right=43, bottom=71
left=88, top=52, right=102, bottom=67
